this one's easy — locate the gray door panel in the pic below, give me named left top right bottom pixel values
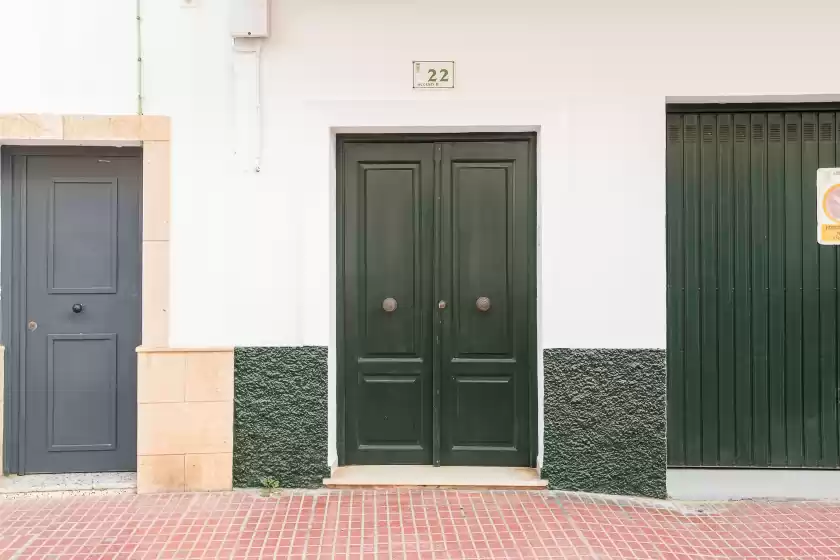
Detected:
left=16, top=155, right=141, bottom=473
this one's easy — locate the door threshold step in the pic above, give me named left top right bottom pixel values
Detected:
left=0, top=472, right=136, bottom=497
left=324, top=466, right=547, bottom=489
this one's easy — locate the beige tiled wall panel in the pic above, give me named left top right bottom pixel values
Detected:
left=142, top=141, right=171, bottom=242
left=142, top=242, right=170, bottom=347
left=182, top=401, right=234, bottom=455
left=186, top=453, right=233, bottom=492
left=138, top=455, right=186, bottom=493
left=140, top=116, right=171, bottom=142
left=137, top=349, right=234, bottom=494
left=138, top=401, right=232, bottom=456
left=185, top=352, right=235, bottom=402
left=138, top=352, right=186, bottom=404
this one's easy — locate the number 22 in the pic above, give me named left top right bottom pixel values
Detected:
left=426, top=68, right=449, bottom=83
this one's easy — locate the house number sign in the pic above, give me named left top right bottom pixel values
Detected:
left=413, top=61, right=455, bottom=89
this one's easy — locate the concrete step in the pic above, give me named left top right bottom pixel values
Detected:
left=324, top=466, right=547, bottom=489
left=0, top=472, right=136, bottom=498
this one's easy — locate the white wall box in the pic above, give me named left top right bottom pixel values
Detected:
left=231, top=0, right=270, bottom=38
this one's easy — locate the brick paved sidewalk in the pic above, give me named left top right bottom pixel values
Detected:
left=0, top=490, right=839, bottom=559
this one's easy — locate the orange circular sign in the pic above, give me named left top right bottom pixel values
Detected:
left=824, top=184, right=840, bottom=223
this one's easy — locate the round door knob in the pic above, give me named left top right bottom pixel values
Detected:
left=72, top=303, right=84, bottom=314
left=476, top=297, right=491, bottom=312
left=382, top=298, right=397, bottom=313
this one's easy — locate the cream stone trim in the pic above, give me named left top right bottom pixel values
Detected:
left=0, top=114, right=171, bottom=346
left=0, top=116, right=233, bottom=494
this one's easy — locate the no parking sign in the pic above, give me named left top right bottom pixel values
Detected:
left=818, top=168, right=840, bottom=245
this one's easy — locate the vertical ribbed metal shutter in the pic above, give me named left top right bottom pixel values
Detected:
left=667, top=108, right=840, bottom=467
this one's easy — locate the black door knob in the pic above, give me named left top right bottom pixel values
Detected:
left=72, top=303, right=83, bottom=314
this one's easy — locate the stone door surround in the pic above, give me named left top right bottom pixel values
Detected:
left=0, top=113, right=171, bottom=344
left=0, top=114, right=234, bottom=493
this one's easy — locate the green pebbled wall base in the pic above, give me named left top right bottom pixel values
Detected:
left=542, top=348, right=666, bottom=498
left=233, top=346, right=330, bottom=488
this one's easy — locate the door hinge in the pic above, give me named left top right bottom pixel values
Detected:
left=434, top=144, right=442, bottom=163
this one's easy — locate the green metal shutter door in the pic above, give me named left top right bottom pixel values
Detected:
left=667, top=109, right=840, bottom=468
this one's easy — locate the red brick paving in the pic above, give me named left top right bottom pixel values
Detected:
left=0, top=490, right=838, bottom=559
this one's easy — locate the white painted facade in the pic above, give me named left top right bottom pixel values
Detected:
left=3, top=0, right=840, bottom=496
left=0, top=1, right=137, bottom=115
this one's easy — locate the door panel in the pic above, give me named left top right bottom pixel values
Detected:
left=340, top=138, right=533, bottom=467
left=343, top=143, right=435, bottom=464
left=452, top=164, right=512, bottom=356
left=16, top=155, right=141, bottom=473
left=362, top=167, right=421, bottom=357
left=451, top=375, right=515, bottom=446
left=48, top=179, right=118, bottom=293
left=47, top=334, right=117, bottom=451
left=439, top=141, right=531, bottom=466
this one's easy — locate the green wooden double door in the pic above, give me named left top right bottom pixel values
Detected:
left=339, top=138, right=535, bottom=467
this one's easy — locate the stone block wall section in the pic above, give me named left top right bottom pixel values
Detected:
left=137, top=348, right=234, bottom=493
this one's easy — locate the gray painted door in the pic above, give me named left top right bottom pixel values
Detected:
left=14, top=155, right=141, bottom=473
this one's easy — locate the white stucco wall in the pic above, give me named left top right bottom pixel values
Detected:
left=4, top=0, right=840, bottom=468
left=135, top=0, right=840, bottom=351
left=6, top=0, right=840, bottom=351
left=0, top=0, right=137, bottom=114
left=135, top=0, right=839, bottom=467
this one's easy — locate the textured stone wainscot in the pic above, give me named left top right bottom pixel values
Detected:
left=233, top=347, right=329, bottom=488
left=542, top=348, right=666, bottom=498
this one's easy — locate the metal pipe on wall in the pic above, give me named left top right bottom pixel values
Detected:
left=136, top=0, right=143, bottom=115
